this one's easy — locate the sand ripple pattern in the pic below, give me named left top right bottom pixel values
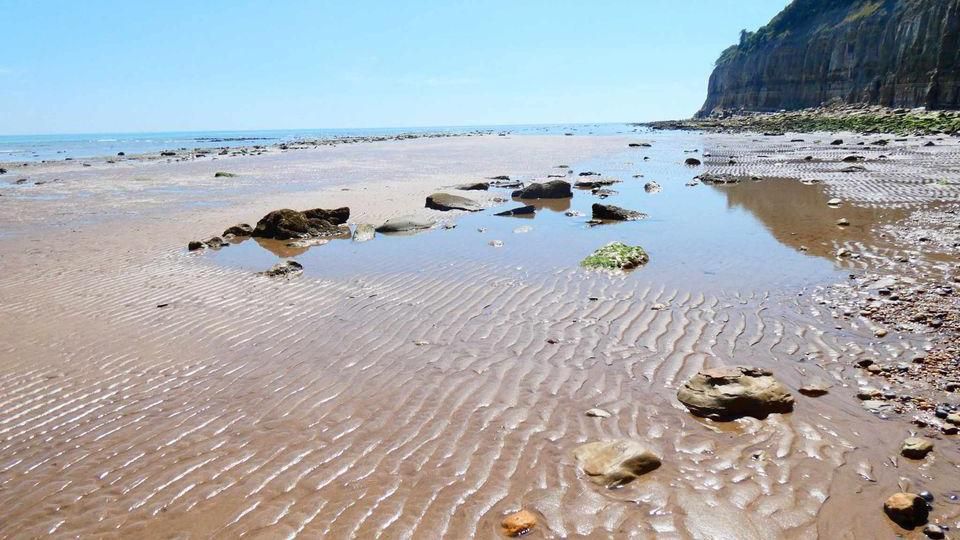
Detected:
left=0, top=245, right=927, bottom=539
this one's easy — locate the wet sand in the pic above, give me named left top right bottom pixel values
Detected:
left=1, top=132, right=959, bottom=538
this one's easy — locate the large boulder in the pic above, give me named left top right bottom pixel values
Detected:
left=883, top=492, right=929, bottom=529
left=573, top=440, right=661, bottom=488
left=511, top=180, right=572, bottom=199
left=375, top=215, right=436, bottom=233
left=425, top=192, right=482, bottom=212
left=592, top=203, right=646, bottom=221
left=252, top=208, right=348, bottom=240
left=677, top=366, right=794, bottom=419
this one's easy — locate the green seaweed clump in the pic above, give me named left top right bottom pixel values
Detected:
left=214, top=171, right=237, bottom=178
left=581, top=242, right=649, bottom=271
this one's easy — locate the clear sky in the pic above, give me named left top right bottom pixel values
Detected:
left=0, top=0, right=790, bottom=135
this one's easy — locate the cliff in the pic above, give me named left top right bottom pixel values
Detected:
left=698, top=0, right=960, bottom=117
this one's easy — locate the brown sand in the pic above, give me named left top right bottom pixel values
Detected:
left=1, top=133, right=958, bottom=538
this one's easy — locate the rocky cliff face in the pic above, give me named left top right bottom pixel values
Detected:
left=698, top=0, right=960, bottom=116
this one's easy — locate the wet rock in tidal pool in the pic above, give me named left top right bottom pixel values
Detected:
left=574, top=177, right=620, bottom=189
left=214, top=171, right=237, bottom=177
left=677, top=366, right=794, bottom=419
left=591, top=203, right=646, bottom=221
left=454, top=182, right=489, bottom=191
left=223, top=223, right=253, bottom=237
left=252, top=207, right=349, bottom=240
left=495, top=205, right=535, bottom=217
left=425, top=192, right=482, bottom=212
left=643, top=181, right=662, bottom=193
left=286, top=238, right=328, bottom=248
left=352, top=224, right=375, bottom=242
left=900, top=437, right=934, bottom=459
left=204, top=236, right=227, bottom=249
left=259, top=260, right=303, bottom=277
left=883, top=492, right=929, bottom=529
left=580, top=242, right=648, bottom=270
left=573, top=439, right=661, bottom=488
left=511, top=180, right=572, bottom=199
left=684, top=157, right=702, bottom=166
left=375, top=216, right=436, bottom=233
left=187, top=240, right=204, bottom=251
left=924, top=524, right=946, bottom=539
left=501, top=510, right=537, bottom=537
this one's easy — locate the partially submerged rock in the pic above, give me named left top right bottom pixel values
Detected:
left=511, top=180, right=572, bottom=199
left=352, top=223, right=376, bottom=242
left=495, top=205, right=536, bottom=217
left=883, top=492, right=929, bottom=529
left=375, top=215, right=436, bottom=233
left=684, top=157, right=702, bottom=166
left=581, top=242, right=649, bottom=270
left=259, top=260, right=303, bottom=277
left=574, top=178, right=619, bottom=189
left=592, top=203, right=646, bottom=221
left=454, top=182, right=489, bottom=191
left=214, top=171, right=237, bottom=177
left=677, top=366, right=794, bottom=419
left=573, top=439, right=661, bottom=488
left=644, top=181, right=662, bottom=193
left=223, top=223, right=253, bottom=237
left=252, top=208, right=350, bottom=240
left=425, top=192, right=482, bottom=212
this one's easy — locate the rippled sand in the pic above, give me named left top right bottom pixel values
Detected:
left=1, top=133, right=958, bottom=538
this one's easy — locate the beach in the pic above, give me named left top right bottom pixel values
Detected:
left=1, top=131, right=959, bottom=538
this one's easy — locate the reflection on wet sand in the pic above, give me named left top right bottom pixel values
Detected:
left=712, top=178, right=907, bottom=260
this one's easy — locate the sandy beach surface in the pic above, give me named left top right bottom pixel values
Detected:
left=1, top=132, right=959, bottom=539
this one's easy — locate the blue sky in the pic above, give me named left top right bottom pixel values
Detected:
left=0, top=1, right=789, bottom=135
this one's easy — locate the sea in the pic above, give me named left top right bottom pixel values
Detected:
left=0, top=123, right=642, bottom=163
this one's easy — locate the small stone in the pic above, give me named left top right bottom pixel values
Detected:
left=489, top=240, right=504, bottom=248
left=923, top=524, right=945, bottom=539
left=573, top=439, right=662, bottom=488
left=827, top=198, right=842, bottom=206
left=883, top=492, right=929, bottom=528
left=875, top=328, right=889, bottom=338
left=946, top=412, right=960, bottom=425
left=837, top=218, right=850, bottom=226
left=501, top=510, right=537, bottom=537
left=799, top=378, right=830, bottom=397
left=900, top=437, right=934, bottom=459
left=187, top=240, right=204, bottom=251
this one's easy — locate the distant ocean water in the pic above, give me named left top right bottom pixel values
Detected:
left=0, top=123, right=641, bottom=163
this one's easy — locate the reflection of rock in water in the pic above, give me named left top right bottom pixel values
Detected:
left=709, top=178, right=905, bottom=261
left=510, top=196, right=571, bottom=213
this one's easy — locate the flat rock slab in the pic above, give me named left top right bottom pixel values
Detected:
left=592, top=203, right=646, bottom=221
left=495, top=205, right=535, bottom=217
left=677, top=365, right=794, bottom=419
left=511, top=180, right=572, bottom=199
left=375, top=216, right=436, bottom=233
left=425, top=192, right=482, bottom=212
left=454, top=182, right=489, bottom=191
left=573, top=439, right=661, bottom=488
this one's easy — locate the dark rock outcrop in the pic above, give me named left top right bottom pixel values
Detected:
left=592, top=203, right=646, bottom=221
left=699, top=0, right=960, bottom=115
left=252, top=208, right=349, bottom=240
left=511, top=180, right=572, bottom=199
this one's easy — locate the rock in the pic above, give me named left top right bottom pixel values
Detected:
left=223, top=223, right=253, bottom=237
left=842, top=155, right=865, bottom=162
left=901, top=437, right=934, bottom=459
left=286, top=238, right=329, bottom=248
left=799, top=378, right=831, bottom=397
left=684, top=158, right=702, bottom=166
left=574, top=178, right=619, bottom=189
left=495, top=205, right=536, bottom=217
left=204, top=236, right=227, bottom=249
left=511, top=180, right=573, bottom=199
left=923, top=524, right=946, bottom=539
left=375, top=216, right=436, bottom=233
left=259, top=260, right=303, bottom=277
left=352, top=224, right=375, bottom=242
left=837, top=217, right=850, bottom=226
left=252, top=208, right=349, bottom=240
left=831, top=139, right=843, bottom=146
left=837, top=248, right=852, bottom=258
left=581, top=242, right=649, bottom=270
left=946, top=412, right=960, bottom=425
left=160, top=151, right=176, bottom=157
left=488, top=240, right=504, bottom=248
left=214, top=171, right=236, bottom=177
left=573, top=440, right=662, bottom=488
left=883, top=492, right=929, bottom=529
left=644, top=181, right=662, bottom=193
left=0, top=168, right=5, bottom=174
left=592, top=203, right=646, bottom=221
left=585, top=408, right=612, bottom=418
left=187, top=240, right=205, bottom=251
left=841, top=165, right=867, bottom=173
left=677, top=366, right=795, bottom=419
left=454, top=182, right=489, bottom=191
left=501, top=510, right=537, bottom=537
left=425, top=192, right=482, bottom=212
left=827, top=198, right=842, bottom=206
